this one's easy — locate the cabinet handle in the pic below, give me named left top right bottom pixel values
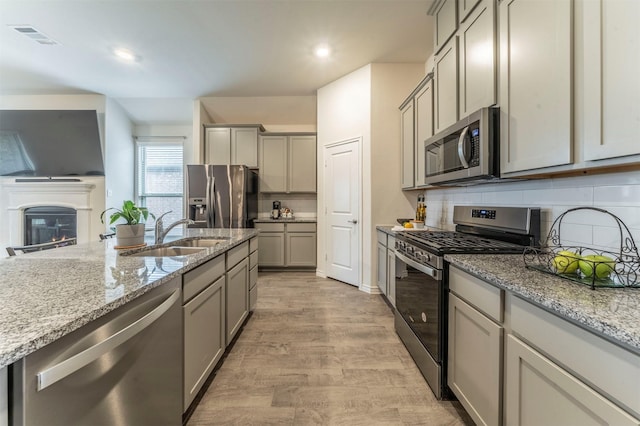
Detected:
left=36, top=289, right=180, bottom=391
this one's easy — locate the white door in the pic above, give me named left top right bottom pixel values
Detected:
left=324, top=139, right=360, bottom=286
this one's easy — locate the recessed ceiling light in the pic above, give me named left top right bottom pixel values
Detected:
left=314, top=45, right=331, bottom=59
left=113, top=47, right=137, bottom=62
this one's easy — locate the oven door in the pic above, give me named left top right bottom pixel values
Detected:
left=394, top=251, right=443, bottom=363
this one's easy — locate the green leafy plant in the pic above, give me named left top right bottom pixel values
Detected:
left=100, top=200, right=155, bottom=225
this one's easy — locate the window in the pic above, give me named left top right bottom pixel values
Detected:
left=136, top=139, right=184, bottom=229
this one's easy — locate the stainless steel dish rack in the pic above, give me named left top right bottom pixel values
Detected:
left=523, top=207, right=640, bottom=289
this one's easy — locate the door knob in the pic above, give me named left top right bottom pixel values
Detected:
left=348, top=219, right=358, bottom=224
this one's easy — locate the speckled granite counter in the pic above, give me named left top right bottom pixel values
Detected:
left=445, top=254, right=640, bottom=354
left=376, top=225, right=397, bottom=235
left=254, top=218, right=317, bottom=223
left=0, top=228, right=258, bottom=368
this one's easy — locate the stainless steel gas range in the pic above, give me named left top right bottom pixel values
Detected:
left=393, top=205, right=541, bottom=399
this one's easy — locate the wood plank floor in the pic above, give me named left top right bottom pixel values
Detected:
left=187, top=271, right=474, bottom=425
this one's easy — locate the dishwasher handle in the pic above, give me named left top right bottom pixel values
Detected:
left=37, top=289, right=180, bottom=391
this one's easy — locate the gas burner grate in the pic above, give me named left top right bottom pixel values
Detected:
left=403, top=231, right=526, bottom=254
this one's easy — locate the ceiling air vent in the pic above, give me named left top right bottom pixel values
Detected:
left=8, top=25, right=60, bottom=45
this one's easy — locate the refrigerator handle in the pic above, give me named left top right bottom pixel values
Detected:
left=208, top=176, right=215, bottom=228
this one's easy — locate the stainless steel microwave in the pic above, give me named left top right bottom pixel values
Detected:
left=424, top=107, right=499, bottom=185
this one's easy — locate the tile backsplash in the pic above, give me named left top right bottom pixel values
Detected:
left=422, top=170, right=640, bottom=252
left=258, top=193, right=317, bottom=218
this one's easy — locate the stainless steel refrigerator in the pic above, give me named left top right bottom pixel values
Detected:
left=186, top=164, right=258, bottom=228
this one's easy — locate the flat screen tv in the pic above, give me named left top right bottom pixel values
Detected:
left=0, top=110, right=105, bottom=177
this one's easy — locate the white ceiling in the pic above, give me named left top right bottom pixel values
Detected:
left=0, top=0, right=434, bottom=123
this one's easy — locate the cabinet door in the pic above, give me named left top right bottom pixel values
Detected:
left=288, top=135, right=317, bottom=193
left=183, top=275, right=225, bottom=410
left=448, top=294, right=502, bottom=426
left=231, top=127, right=258, bottom=167
left=505, top=335, right=640, bottom=426
left=414, top=80, right=433, bottom=188
left=259, top=135, right=287, bottom=192
left=377, top=242, right=387, bottom=295
left=434, top=0, right=458, bottom=54
left=458, top=0, right=496, bottom=119
left=582, top=0, right=640, bottom=161
left=205, top=128, right=231, bottom=165
left=226, top=258, right=249, bottom=344
left=458, top=0, right=481, bottom=23
left=401, top=101, right=415, bottom=189
left=257, top=232, right=285, bottom=266
left=285, top=232, right=316, bottom=267
left=434, top=36, right=459, bottom=134
left=386, top=247, right=396, bottom=307
left=499, top=0, right=572, bottom=173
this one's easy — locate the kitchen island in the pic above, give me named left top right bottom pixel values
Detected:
left=0, top=227, right=258, bottom=368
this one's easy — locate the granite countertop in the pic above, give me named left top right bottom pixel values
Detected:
left=445, top=254, right=640, bottom=355
left=0, top=228, right=258, bottom=368
left=254, top=217, right=317, bottom=223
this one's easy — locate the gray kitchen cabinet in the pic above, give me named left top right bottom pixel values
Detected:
left=499, top=0, right=572, bottom=173
left=581, top=0, right=640, bottom=161
left=182, top=253, right=226, bottom=412
left=448, top=267, right=503, bottom=426
left=400, top=100, right=415, bottom=189
left=434, top=36, right=459, bottom=134
left=385, top=237, right=396, bottom=306
left=226, top=243, right=249, bottom=344
left=257, top=222, right=286, bottom=266
left=458, top=0, right=481, bottom=23
left=376, top=242, right=387, bottom=296
left=376, top=230, right=397, bottom=307
left=400, top=74, right=433, bottom=190
left=433, top=0, right=458, bottom=55
left=458, top=0, right=496, bottom=119
left=256, top=222, right=316, bottom=268
left=259, top=134, right=317, bottom=193
left=204, top=125, right=264, bottom=167
left=249, top=237, right=258, bottom=311
left=505, top=335, right=639, bottom=426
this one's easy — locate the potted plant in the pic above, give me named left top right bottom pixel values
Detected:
left=100, top=200, right=155, bottom=247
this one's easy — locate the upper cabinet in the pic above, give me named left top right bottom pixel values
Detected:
left=581, top=0, right=640, bottom=161
left=499, top=0, right=572, bottom=174
left=433, top=0, right=496, bottom=135
left=204, top=125, right=265, bottom=167
left=400, top=74, right=434, bottom=190
left=434, top=0, right=458, bottom=54
left=259, top=134, right=317, bottom=193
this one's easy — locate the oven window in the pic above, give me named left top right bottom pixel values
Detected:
left=394, top=259, right=442, bottom=362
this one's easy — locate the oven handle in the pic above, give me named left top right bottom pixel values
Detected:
left=395, top=251, right=441, bottom=280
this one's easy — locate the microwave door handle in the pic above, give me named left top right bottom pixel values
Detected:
left=457, top=126, right=470, bottom=168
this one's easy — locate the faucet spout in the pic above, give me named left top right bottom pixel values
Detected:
left=154, top=211, right=195, bottom=244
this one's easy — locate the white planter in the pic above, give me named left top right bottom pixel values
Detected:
left=115, top=224, right=146, bottom=247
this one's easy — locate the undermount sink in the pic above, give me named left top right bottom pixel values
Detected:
left=124, top=246, right=207, bottom=257
left=173, top=238, right=229, bottom=248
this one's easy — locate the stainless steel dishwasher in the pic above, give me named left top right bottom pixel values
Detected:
left=11, top=277, right=182, bottom=426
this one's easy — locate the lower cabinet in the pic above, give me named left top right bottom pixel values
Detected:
left=257, top=222, right=316, bottom=268
left=505, top=334, right=639, bottom=426
left=376, top=230, right=397, bottom=307
left=448, top=267, right=503, bottom=426
left=249, top=237, right=258, bottom=311
left=226, top=243, right=249, bottom=343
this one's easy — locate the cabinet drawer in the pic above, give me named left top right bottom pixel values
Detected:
left=183, top=254, right=225, bottom=303
left=249, top=250, right=258, bottom=269
left=511, top=296, right=640, bottom=418
left=286, top=222, right=316, bottom=232
left=227, top=242, right=249, bottom=269
left=249, top=237, right=258, bottom=253
left=377, top=230, right=387, bottom=246
left=449, top=266, right=503, bottom=323
left=256, top=222, right=285, bottom=232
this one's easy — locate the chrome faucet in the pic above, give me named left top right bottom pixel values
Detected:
left=154, top=211, right=195, bottom=244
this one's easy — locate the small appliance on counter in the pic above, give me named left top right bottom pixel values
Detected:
left=271, top=201, right=281, bottom=219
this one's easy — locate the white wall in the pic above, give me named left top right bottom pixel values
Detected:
left=193, top=99, right=212, bottom=163
left=104, top=98, right=134, bottom=223
left=317, top=64, right=372, bottom=284
left=421, top=170, right=640, bottom=253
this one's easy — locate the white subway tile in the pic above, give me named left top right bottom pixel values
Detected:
left=593, top=185, right=640, bottom=206
left=553, top=223, right=593, bottom=246
left=525, top=187, right=593, bottom=206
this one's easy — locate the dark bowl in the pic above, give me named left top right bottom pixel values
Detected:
left=397, top=218, right=413, bottom=226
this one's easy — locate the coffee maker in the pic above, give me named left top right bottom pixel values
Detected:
left=271, top=201, right=281, bottom=219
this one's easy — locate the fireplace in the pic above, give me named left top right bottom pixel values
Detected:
left=24, top=206, right=77, bottom=245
